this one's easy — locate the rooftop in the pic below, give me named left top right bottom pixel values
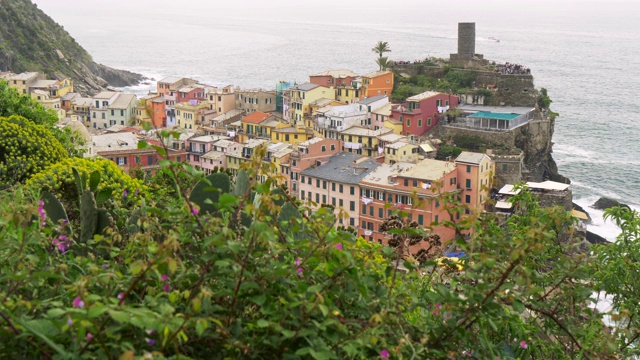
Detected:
left=273, top=126, right=313, bottom=134
left=242, top=111, right=272, bottom=124
left=109, top=93, right=136, bottom=109
left=361, top=162, right=415, bottom=186
left=88, top=132, right=140, bottom=154
left=61, top=92, right=80, bottom=101
left=372, top=103, right=393, bottom=116
left=340, top=126, right=391, bottom=137
left=177, top=85, right=204, bottom=93
left=457, top=104, right=535, bottom=115
left=386, top=141, right=414, bottom=150
left=406, top=91, right=442, bottom=102
left=402, top=158, right=457, bottom=181
left=158, top=76, right=190, bottom=84
left=212, top=109, right=244, bottom=122
left=301, top=152, right=378, bottom=184
left=455, top=151, right=490, bottom=165
left=378, top=133, right=406, bottom=143
left=468, top=111, right=520, bottom=121
left=4, top=72, right=40, bottom=80
left=202, top=150, right=226, bottom=160
left=244, top=139, right=268, bottom=149
left=30, top=79, right=59, bottom=88
left=93, top=91, right=118, bottom=100
left=361, top=70, right=392, bottom=79
left=358, top=95, right=387, bottom=105
left=212, top=139, right=240, bottom=149
left=72, top=97, right=93, bottom=107
left=309, top=98, right=338, bottom=107
left=292, top=83, right=320, bottom=92
left=189, top=134, right=230, bottom=143
left=273, top=147, right=294, bottom=158
left=299, top=137, right=325, bottom=147
left=326, top=103, right=367, bottom=117
left=310, top=69, right=358, bottom=78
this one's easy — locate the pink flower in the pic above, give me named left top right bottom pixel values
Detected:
left=294, top=258, right=301, bottom=266
left=296, top=267, right=303, bottom=276
left=161, top=274, right=169, bottom=282
left=520, top=340, right=528, bottom=349
left=163, top=284, right=171, bottom=292
left=379, top=349, right=389, bottom=358
left=72, top=296, right=84, bottom=308
left=191, top=207, right=199, bottom=216
left=117, top=292, right=124, bottom=300
left=335, top=243, right=343, bottom=251
left=57, top=242, right=68, bottom=253
left=435, top=303, right=442, bottom=309
left=86, top=332, right=93, bottom=341
left=463, top=350, right=471, bottom=357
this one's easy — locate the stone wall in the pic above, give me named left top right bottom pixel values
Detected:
left=488, top=151, right=524, bottom=189
left=457, top=22, right=476, bottom=58
left=535, top=189, right=573, bottom=211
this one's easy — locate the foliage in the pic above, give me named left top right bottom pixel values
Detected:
left=371, top=40, right=391, bottom=58
left=436, top=145, right=463, bottom=160
left=25, top=157, right=145, bottom=217
left=2, top=137, right=640, bottom=358
left=375, top=56, right=389, bottom=71
left=0, top=115, right=68, bottom=188
left=0, top=81, right=83, bottom=156
left=538, top=87, right=552, bottom=109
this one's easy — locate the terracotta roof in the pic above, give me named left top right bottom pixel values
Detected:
left=241, top=111, right=272, bottom=124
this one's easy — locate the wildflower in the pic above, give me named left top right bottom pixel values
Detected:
left=161, top=274, right=169, bottom=282
left=295, top=258, right=301, bottom=266
left=38, top=200, right=46, bottom=220
left=102, top=264, right=109, bottom=269
left=147, top=329, right=155, bottom=335
left=520, top=340, right=528, bottom=349
left=135, top=188, right=140, bottom=196
left=57, top=242, right=68, bottom=254
left=86, top=332, right=93, bottom=341
left=72, top=296, right=84, bottom=308
left=191, top=207, right=199, bottom=216
left=463, top=350, right=472, bottom=357
left=163, top=284, right=171, bottom=292
left=52, top=238, right=59, bottom=245
left=67, top=317, right=73, bottom=326
left=117, top=292, right=124, bottom=300
left=435, top=304, right=442, bottom=309
left=335, top=243, right=343, bottom=251
left=379, top=349, right=390, bottom=358
left=146, top=338, right=156, bottom=346
left=123, top=189, right=128, bottom=200
left=296, top=267, right=303, bottom=276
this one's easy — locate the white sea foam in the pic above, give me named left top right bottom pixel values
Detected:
left=574, top=195, right=640, bottom=242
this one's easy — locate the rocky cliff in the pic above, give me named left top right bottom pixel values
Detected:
left=0, top=0, right=143, bottom=95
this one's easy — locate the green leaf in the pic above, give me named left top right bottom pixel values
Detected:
left=88, top=305, right=108, bottom=319
left=109, top=310, right=131, bottom=324
left=256, top=319, right=269, bottom=328
left=137, top=140, right=149, bottom=149
left=88, top=171, right=101, bottom=192
left=196, top=319, right=208, bottom=336
left=512, top=300, right=525, bottom=313
left=46, top=308, right=66, bottom=318
left=18, top=319, right=70, bottom=357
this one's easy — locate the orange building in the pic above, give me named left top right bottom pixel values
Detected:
left=455, top=151, right=494, bottom=214
left=359, top=70, right=394, bottom=99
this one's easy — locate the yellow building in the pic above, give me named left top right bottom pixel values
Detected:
left=271, top=126, right=315, bottom=146
left=225, top=139, right=268, bottom=175
left=238, top=111, right=288, bottom=144
left=175, top=101, right=213, bottom=130
left=335, top=86, right=361, bottom=104
left=30, top=90, right=65, bottom=120
left=339, top=126, right=392, bottom=158
left=287, top=83, right=335, bottom=127
left=384, top=141, right=419, bottom=164
left=30, top=78, right=74, bottom=98
left=2, top=72, right=43, bottom=95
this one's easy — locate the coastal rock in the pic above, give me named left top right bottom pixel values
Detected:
left=572, top=202, right=592, bottom=224
left=586, top=231, right=610, bottom=245
left=0, top=0, right=144, bottom=96
left=591, top=197, right=631, bottom=211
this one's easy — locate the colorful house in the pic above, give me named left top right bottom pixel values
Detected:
left=391, top=91, right=459, bottom=137
left=299, top=152, right=378, bottom=228
left=357, top=159, right=459, bottom=247
left=235, top=88, right=276, bottom=114
left=205, top=85, right=236, bottom=114
left=135, top=95, right=166, bottom=128
left=157, top=77, right=198, bottom=96
left=358, top=70, right=393, bottom=99
left=357, top=95, right=389, bottom=130
left=30, top=90, right=64, bottom=120
left=175, top=85, right=206, bottom=104
left=175, top=100, right=214, bottom=130
left=339, top=126, right=392, bottom=158
left=29, top=77, right=73, bottom=98
left=455, top=151, right=495, bottom=213
left=271, top=126, right=315, bottom=146
left=186, top=134, right=231, bottom=169
left=2, top=72, right=44, bottom=95
left=90, top=91, right=120, bottom=129
left=288, top=137, right=342, bottom=195
left=108, top=94, right=137, bottom=127
left=238, top=111, right=282, bottom=144
left=316, top=103, right=369, bottom=139
left=309, top=69, right=357, bottom=88
left=287, top=83, right=335, bottom=127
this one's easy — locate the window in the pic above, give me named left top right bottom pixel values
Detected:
left=379, top=208, right=383, bottom=218
left=465, top=195, right=471, bottom=204
left=466, top=179, right=472, bottom=189
left=316, top=193, right=320, bottom=203
left=436, top=199, right=440, bottom=208
left=111, top=110, right=115, bottom=116
left=323, top=181, right=327, bottom=189
left=362, top=205, right=367, bottom=215
left=339, top=199, right=343, bottom=207
left=322, top=195, right=326, bottom=203
left=350, top=218, right=354, bottom=227
left=101, top=113, right=105, bottom=119
left=406, top=118, right=410, bottom=127
left=330, top=144, right=335, bottom=150
left=378, top=192, right=384, bottom=200
left=349, top=201, right=355, bottom=211
left=120, top=110, right=124, bottom=116
left=339, top=184, right=344, bottom=193
left=435, top=215, right=439, bottom=222
left=350, top=186, right=354, bottom=195
left=147, top=155, right=153, bottom=165
left=301, top=175, right=305, bottom=183
left=316, top=179, right=320, bottom=188
left=502, top=164, right=508, bottom=171
left=418, top=119, right=422, bottom=127
left=332, top=197, right=336, bottom=206
left=427, top=118, right=432, bottom=126
left=418, top=215, right=424, bottom=225
left=466, top=165, right=471, bottom=173
left=413, top=180, right=418, bottom=187
left=404, top=179, right=408, bottom=186
left=369, top=206, right=374, bottom=216
left=117, top=157, right=126, bottom=165
left=332, top=183, right=336, bottom=191
left=135, top=156, right=140, bottom=164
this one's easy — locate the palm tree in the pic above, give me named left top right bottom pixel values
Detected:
left=371, top=41, right=391, bottom=58
left=376, top=56, right=390, bottom=71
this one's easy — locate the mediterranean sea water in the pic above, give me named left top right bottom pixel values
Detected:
left=33, top=0, right=640, bottom=240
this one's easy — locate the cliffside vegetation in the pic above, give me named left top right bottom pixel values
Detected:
left=0, top=0, right=143, bottom=95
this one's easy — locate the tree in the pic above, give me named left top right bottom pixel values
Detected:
left=376, top=56, right=389, bottom=71
left=0, top=115, right=68, bottom=188
left=371, top=41, right=391, bottom=58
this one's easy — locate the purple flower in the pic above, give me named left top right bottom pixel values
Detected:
left=163, top=284, right=171, bottom=292
left=52, top=238, right=59, bottom=245
left=161, top=274, right=169, bottom=282
left=146, top=338, right=156, bottom=346
left=117, top=292, right=124, bottom=300
left=520, top=340, right=528, bottom=349
left=67, top=317, right=73, bottom=326
left=123, top=189, right=128, bottom=200
left=37, top=200, right=47, bottom=221
left=296, top=267, right=303, bottom=276
left=191, top=207, right=199, bottom=216
left=102, top=264, right=109, bottom=269
left=57, top=242, right=67, bottom=253
left=135, top=188, right=140, bottom=196
left=72, top=296, right=84, bottom=308
left=463, top=350, right=472, bottom=357
left=379, top=349, right=389, bottom=358
left=335, top=243, right=343, bottom=251
left=58, top=234, right=68, bottom=241
left=435, top=303, right=442, bottom=309
left=86, top=332, right=93, bottom=341
left=294, top=258, right=301, bottom=266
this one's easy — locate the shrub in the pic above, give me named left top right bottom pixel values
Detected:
left=26, top=157, right=145, bottom=213
left=0, top=115, right=68, bottom=188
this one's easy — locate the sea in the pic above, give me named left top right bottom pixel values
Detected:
left=33, top=0, right=640, bottom=241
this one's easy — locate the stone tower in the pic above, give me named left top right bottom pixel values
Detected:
left=450, top=22, right=482, bottom=63
left=457, top=22, right=476, bottom=58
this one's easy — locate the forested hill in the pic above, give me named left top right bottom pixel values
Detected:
left=0, top=0, right=143, bottom=95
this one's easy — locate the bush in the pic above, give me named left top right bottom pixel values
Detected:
left=26, top=157, right=145, bottom=213
left=0, top=115, right=68, bottom=188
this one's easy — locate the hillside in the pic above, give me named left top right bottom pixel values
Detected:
left=0, top=0, right=143, bottom=95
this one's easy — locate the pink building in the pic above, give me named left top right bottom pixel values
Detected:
left=309, top=69, right=358, bottom=88
left=299, top=153, right=378, bottom=229
left=288, top=137, right=342, bottom=194
left=175, top=85, right=206, bottom=104
left=390, top=91, right=458, bottom=137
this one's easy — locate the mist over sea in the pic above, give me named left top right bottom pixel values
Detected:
left=33, top=0, right=640, bottom=240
